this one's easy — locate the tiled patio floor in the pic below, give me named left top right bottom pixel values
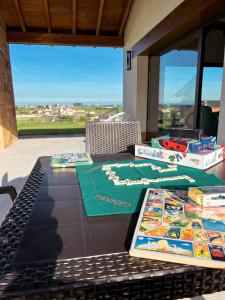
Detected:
left=0, top=135, right=85, bottom=223
left=0, top=135, right=225, bottom=300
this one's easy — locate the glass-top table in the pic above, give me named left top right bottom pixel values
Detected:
left=0, top=153, right=225, bottom=299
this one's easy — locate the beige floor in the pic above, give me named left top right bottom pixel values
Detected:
left=0, top=135, right=224, bottom=300
left=0, top=135, right=85, bottom=222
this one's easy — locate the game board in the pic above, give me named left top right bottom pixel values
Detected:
left=76, top=159, right=225, bottom=217
left=130, top=188, right=225, bottom=268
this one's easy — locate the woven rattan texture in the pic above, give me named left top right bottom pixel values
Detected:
left=0, top=156, right=225, bottom=299
left=85, top=121, right=142, bottom=155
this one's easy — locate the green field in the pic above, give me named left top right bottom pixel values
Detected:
left=17, top=119, right=85, bottom=136
left=16, top=104, right=122, bottom=136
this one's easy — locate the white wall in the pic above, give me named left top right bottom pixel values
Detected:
left=125, top=0, right=184, bottom=48
left=123, top=53, right=148, bottom=132
left=123, top=52, right=138, bottom=122
left=123, top=0, right=184, bottom=133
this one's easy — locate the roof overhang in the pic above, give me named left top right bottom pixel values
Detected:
left=1, top=0, right=133, bottom=47
left=132, top=0, right=225, bottom=57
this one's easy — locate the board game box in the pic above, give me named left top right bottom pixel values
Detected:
left=151, top=136, right=216, bottom=153
left=188, top=186, right=225, bottom=207
left=169, top=128, right=202, bottom=139
left=135, top=144, right=224, bottom=170
left=51, top=152, right=93, bottom=168
left=130, top=188, right=225, bottom=268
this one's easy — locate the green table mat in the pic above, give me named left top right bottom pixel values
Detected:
left=77, top=159, right=225, bottom=217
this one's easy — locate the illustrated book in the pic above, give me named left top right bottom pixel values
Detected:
left=51, top=152, right=93, bottom=168
left=130, top=188, right=225, bottom=268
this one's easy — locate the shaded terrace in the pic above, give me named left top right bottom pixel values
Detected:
left=0, top=0, right=133, bottom=149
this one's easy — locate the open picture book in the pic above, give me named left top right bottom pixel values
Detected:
left=130, top=188, right=225, bottom=268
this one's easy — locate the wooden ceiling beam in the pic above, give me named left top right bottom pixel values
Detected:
left=118, top=0, right=133, bottom=37
left=43, top=0, right=52, bottom=33
left=96, top=0, right=104, bottom=36
left=6, top=32, right=124, bottom=47
left=14, top=0, right=26, bottom=32
left=72, top=0, right=76, bottom=35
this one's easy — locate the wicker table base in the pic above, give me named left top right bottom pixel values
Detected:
left=0, top=155, right=225, bottom=299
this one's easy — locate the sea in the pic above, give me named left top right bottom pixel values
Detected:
left=16, top=100, right=122, bottom=106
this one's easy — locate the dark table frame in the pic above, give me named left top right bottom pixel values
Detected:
left=1, top=155, right=225, bottom=299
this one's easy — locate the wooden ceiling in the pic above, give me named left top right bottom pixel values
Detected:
left=1, top=0, right=133, bottom=47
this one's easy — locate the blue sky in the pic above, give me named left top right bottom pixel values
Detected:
left=9, top=46, right=223, bottom=106
left=161, top=66, right=223, bottom=104
left=9, top=45, right=123, bottom=105
left=202, top=67, right=223, bottom=100
left=160, top=50, right=223, bottom=105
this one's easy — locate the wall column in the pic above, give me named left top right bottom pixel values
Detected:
left=123, top=49, right=148, bottom=140
left=0, top=14, right=17, bottom=149
left=217, top=57, right=225, bottom=144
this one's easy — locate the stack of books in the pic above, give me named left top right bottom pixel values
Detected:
left=51, top=152, right=93, bottom=168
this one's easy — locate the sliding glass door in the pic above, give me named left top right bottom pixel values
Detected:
left=158, top=49, right=198, bottom=130
left=148, top=32, right=199, bottom=135
left=198, top=27, right=224, bottom=136
left=147, top=22, right=225, bottom=137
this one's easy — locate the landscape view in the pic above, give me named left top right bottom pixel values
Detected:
left=10, top=44, right=123, bottom=136
left=16, top=103, right=122, bottom=135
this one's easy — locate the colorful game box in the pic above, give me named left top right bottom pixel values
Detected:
left=188, top=186, right=225, bottom=207
left=130, top=188, right=225, bottom=268
left=135, top=144, right=224, bottom=170
left=51, top=152, right=93, bottom=168
left=151, top=136, right=216, bottom=153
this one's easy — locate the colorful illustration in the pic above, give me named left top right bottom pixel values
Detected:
left=170, top=218, right=191, bottom=227
left=194, top=230, right=208, bottom=242
left=184, top=204, right=203, bottom=218
left=187, top=219, right=204, bottom=230
left=145, top=226, right=168, bottom=237
left=151, top=135, right=216, bottom=153
left=180, top=228, right=194, bottom=241
left=134, top=236, right=193, bottom=257
left=188, top=185, right=225, bottom=207
left=164, top=203, right=183, bottom=211
left=209, top=245, right=225, bottom=261
left=163, top=210, right=184, bottom=224
left=140, top=217, right=161, bottom=231
left=147, top=190, right=164, bottom=201
left=203, top=219, right=225, bottom=232
left=130, top=188, right=225, bottom=268
left=153, top=201, right=164, bottom=209
left=51, top=152, right=93, bottom=168
left=145, top=201, right=153, bottom=207
left=207, top=231, right=223, bottom=245
left=164, top=227, right=181, bottom=239
left=194, top=243, right=211, bottom=259
left=144, top=207, right=163, bottom=217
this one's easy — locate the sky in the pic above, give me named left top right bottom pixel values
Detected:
left=160, top=50, right=223, bottom=105
left=161, top=66, right=223, bottom=105
left=202, top=67, right=223, bottom=101
left=9, top=45, right=123, bottom=105
left=9, top=46, right=223, bottom=107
